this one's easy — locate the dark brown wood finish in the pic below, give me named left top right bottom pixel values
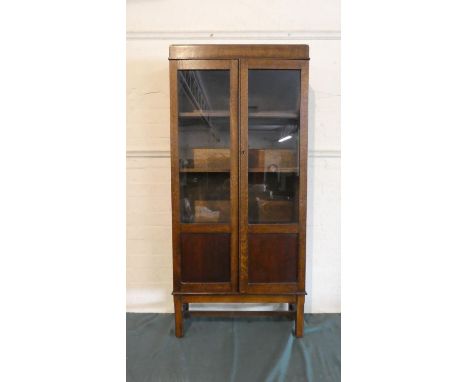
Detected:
left=180, top=233, right=231, bottom=283
left=169, top=60, right=181, bottom=293
left=248, top=224, right=298, bottom=234
left=169, top=59, right=239, bottom=295
left=170, top=44, right=309, bottom=60
left=248, top=234, right=298, bottom=283
left=181, top=294, right=298, bottom=303
left=169, top=45, right=309, bottom=338
left=180, top=224, right=231, bottom=233
left=239, top=58, right=309, bottom=295
left=298, top=61, right=309, bottom=292
left=229, top=60, right=239, bottom=292
left=239, top=58, right=249, bottom=294
left=295, top=295, right=305, bottom=337
left=173, top=295, right=183, bottom=337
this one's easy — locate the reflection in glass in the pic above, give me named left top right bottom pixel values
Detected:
left=248, top=70, right=300, bottom=224
left=178, top=70, right=231, bottom=223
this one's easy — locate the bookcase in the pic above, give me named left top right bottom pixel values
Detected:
left=169, top=45, right=309, bottom=337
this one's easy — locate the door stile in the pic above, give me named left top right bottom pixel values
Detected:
left=229, top=60, right=239, bottom=292
left=239, top=59, right=249, bottom=293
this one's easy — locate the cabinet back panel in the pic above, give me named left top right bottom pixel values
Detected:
left=248, top=233, right=298, bottom=283
left=181, top=233, right=231, bottom=283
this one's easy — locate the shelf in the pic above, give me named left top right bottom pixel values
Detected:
left=180, top=167, right=298, bottom=173
left=249, top=167, right=298, bottom=173
left=180, top=168, right=230, bottom=173
left=179, top=111, right=229, bottom=118
left=179, top=110, right=298, bottom=119
left=249, top=111, right=298, bottom=119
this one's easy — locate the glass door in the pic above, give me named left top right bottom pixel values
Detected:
left=239, top=59, right=309, bottom=293
left=171, top=60, right=238, bottom=292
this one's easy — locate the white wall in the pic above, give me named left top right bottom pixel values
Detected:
left=126, top=0, right=341, bottom=313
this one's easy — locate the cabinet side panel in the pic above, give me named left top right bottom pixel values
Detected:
left=169, top=60, right=181, bottom=291
left=298, top=61, right=309, bottom=291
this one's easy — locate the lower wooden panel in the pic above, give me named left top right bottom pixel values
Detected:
left=180, top=224, right=231, bottom=233
left=180, top=294, right=298, bottom=304
left=248, top=233, right=298, bottom=283
left=180, top=233, right=230, bottom=283
left=248, top=224, right=298, bottom=233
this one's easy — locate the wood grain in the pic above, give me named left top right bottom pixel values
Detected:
left=180, top=233, right=230, bottom=283
left=248, top=233, right=298, bottom=283
left=180, top=224, right=231, bottom=233
left=181, top=294, right=298, bottom=303
left=229, top=59, right=239, bottom=292
left=169, top=60, right=181, bottom=292
left=174, top=295, right=183, bottom=337
left=169, top=45, right=309, bottom=337
left=170, top=59, right=238, bottom=295
left=239, top=58, right=249, bottom=293
left=298, top=60, right=309, bottom=291
left=248, top=224, right=298, bottom=233
left=295, top=295, right=305, bottom=338
left=169, top=45, right=309, bottom=60
left=238, top=58, right=308, bottom=296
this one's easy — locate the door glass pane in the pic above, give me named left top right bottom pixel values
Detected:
left=178, top=70, right=231, bottom=223
left=248, top=70, right=300, bottom=224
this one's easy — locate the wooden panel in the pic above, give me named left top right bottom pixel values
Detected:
left=248, top=234, right=298, bottom=283
left=180, top=233, right=230, bottom=283
left=180, top=294, right=298, bottom=303
left=175, top=59, right=236, bottom=69
left=169, top=45, right=309, bottom=60
left=169, top=60, right=182, bottom=291
left=179, top=282, right=231, bottom=293
left=243, top=59, right=309, bottom=70
left=180, top=224, right=230, bottom=233
left=248, top=224, right=298, bottom=234
left=298, top=61, right=309, bottom=291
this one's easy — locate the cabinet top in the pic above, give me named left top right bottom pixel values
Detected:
left=169, top=44, right=309, bottom=60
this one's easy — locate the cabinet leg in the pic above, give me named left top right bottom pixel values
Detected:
left=174, top=296, right=184, bottom=338
left=295, top=295, right=304, bottom=338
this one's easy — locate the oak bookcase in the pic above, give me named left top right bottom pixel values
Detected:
left=169, top=45, right=309, bottom=337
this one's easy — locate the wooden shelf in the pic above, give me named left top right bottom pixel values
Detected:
left=249, top=167, right=298, bottom=173
left=179, top=111, right=229, bottom=118
left=180, top=167, right=298, bottom=173
left=179, top=110, right=298, bottom=118
left=180, top=168, right=230, bottom=173
left=249, top=111, right=298, bottom=119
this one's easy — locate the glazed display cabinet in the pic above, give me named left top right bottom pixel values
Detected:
left=169, top=45, right=309, bottom=337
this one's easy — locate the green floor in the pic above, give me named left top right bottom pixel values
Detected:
left=127, top=313, right=340, bottom=382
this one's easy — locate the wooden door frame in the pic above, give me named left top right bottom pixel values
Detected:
left=239, top=59, right=309, bottom=294
left=169, top=59, right=239, bottom=293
